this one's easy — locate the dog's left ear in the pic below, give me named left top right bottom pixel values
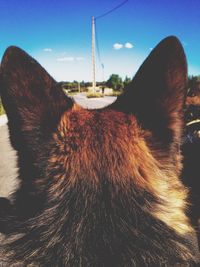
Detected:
left=113, top=36, right=187, bottom=145
left=0, top=46, right=73, bottom=151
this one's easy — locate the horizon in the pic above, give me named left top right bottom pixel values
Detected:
left=0, top=0, right=200, bottom=82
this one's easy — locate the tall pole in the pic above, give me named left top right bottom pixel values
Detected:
left=92, top=16, right=96, bottom=93
left=78, top=81, right=80, bottom=93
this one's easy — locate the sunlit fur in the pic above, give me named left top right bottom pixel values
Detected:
left=0, top=37, right=199, bottom=266
left=53, top=104, right=191, bottom=236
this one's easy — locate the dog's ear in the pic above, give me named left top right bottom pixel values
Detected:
left=113, top=36, right=187, bottom=145
left=0, top=46, right=73, bottom=151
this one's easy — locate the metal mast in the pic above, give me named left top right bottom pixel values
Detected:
left=92, top=16, right=96, bottom=92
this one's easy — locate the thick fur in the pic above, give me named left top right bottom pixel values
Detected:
left=0, top=36, right=199, bottom=266
left=182, top=131, right=200, bottom=246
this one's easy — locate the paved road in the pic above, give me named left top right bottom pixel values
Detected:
left=0, top=114, right=7, bottom=127
left=0, top=94, right=116, bottom=198
left=73, top=93, right=117, bottom=109
left=0, top=124, right=19, bottom=198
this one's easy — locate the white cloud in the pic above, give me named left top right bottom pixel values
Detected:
left=43, top=48, right=52, bottom=52
left=57, top=57, right=74, bottom=62
left=113, top=42, right=134, bottom=50
left=34, top=49, right=147, bottom=81
left=113, top=43, right=123, bottom=50
left=124, top=42, right=134, bottom=49
left=76, top=57, right=85, bottom=61
left=56, top=56, right=85, bottom=62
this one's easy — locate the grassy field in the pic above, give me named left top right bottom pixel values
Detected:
left=86, top=91, right=122, bottom=98
left=0, top=99, right=5, bottom=115
left=104, top=91, right=122, bottom=97
left=86, top=92, right=104, bottom=98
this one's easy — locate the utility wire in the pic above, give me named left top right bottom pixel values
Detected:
left=95, top=22, right=105, bottom=80
left=94, top=0, right=129, bottom=81
left=94, top=20, right=104, bottom=80
left=95, top=0, right=129, bottom=20
left=95, top=22, right=102, bottom=65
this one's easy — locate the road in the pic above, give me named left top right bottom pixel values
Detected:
left=73, top=92, right=116, bottom=109
left=0, top=94, right=116, bottom=198
left=0, top=124, right=19, bottom=198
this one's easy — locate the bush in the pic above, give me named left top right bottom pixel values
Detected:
left=104, top=91, right=122, bottom=97
left=86, top=92, right=104, bottom=98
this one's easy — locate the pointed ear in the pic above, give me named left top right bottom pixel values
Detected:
left=0, top=46, right=73, bottom=151
left=114, top=36, right=187, bottom=145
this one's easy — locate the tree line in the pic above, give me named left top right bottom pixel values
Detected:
left=185, top=75, right=200, bottom=124
left=60, top=74, right=132, bottom=92
left=0, top=74, right=200, bottom=116
left=188, top=75, right=200, bottom=96
left=60, top=74, right=200, bottom=95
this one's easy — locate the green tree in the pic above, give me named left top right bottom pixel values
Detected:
left=106, top=74, right=123, bottom=90
left=188, top=75, right=200, bottom=96
left=124, top=76, right=132, bottom=90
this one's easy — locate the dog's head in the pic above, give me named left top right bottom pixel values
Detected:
left=0, top=37, right=189, bottom=232
left=0, top=36, right=198, bottom=266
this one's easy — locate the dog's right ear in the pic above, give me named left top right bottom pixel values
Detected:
left=0, top=46, right=73, bottom=151
left=112, top=36, right=187, bottom=147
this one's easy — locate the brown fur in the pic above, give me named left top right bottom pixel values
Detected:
left=0, top=36, right=199, bottom=266
left=51, top=103, right=191, bottom=236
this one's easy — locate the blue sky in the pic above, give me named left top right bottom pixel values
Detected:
left=0, top=0, right=200, bottom=81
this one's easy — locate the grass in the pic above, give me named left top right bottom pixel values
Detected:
left=0, top=100, right=5, bottom=115
left=87, top=90, right=122, bottom=98
left=67, top=91, right=79, bottom=96
left=63, top=89, right=79, bottom=96
left=87, top=92, right=104, bottom=98
left=104, top=91, right=122, bottom=97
